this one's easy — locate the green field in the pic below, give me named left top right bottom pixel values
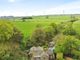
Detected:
left=12, top=15, right=80, bottom=37
left=0, top=15, right=80, bottom=60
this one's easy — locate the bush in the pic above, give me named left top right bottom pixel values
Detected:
left=30, top=25, right=45, bottom=46
left=0, top=21, right=14, bottom=42
left=10, top=27, right=23, bottom=43
left=63, top=22, right=76, bottom=35
left=55, top=35, right=80, bottom=59
left=57, top=22, right=77, bottom=35
left=0, top=21, right=25, bottom=60
left=0, top=21, right=23, bottom=43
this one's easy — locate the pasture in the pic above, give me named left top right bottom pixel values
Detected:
left=13, top=15, right=80, bottom=37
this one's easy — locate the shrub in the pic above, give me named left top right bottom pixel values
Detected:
left=10, top=27, right=23, bottom=43
left=30, top=25, right=45, bottom=46
left=0, top=21, right=23, bottom=43
left=55, top=35, right=80, bottom=59
left=0, top=21, right=25, bottom=60
left=0, top=21, right=14, bottom=42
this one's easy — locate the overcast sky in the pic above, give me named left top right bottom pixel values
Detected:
left=0, top=0, right=80, bottom=16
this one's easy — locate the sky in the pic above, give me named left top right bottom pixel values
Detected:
left=0, top=0, right=80, bottom=16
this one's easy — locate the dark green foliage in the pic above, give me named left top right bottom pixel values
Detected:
left=0, top=21, right=14, bottom=42
left=54, top=34, right=65, bottom=53
left=70, top=15, right=78, bottom=23
left=75, top=33, right=80, bottom=40
left=0, top=21, right=26, bottom=60
left=0, top=49, right=28, bottom=60
left=0, top=21, right=23, bottom=43
left=45, top=23, right=58, bottom=44
left=50, top=23, right=58, bottom=34
left=25, top=36, right=33, bottom=49
left=55, top=35, right=80, bottom=59
left=10, top=27, right=24, bottom=43
left=22, top=17, right=33, bottom=22
left=63, top=25, right=76, bottom=35
left=30, top=26, right=45, bottom=46
left=63, top=36, right=80, bottom=54
left=57, top=22, right=77, bottom=35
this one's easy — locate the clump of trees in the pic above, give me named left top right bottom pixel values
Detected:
left=10, top=27, right=23, bottom=43
left=0, top=21, right=27, bottom=60
left=0, top=21, right=13, bottom=42
left=22, top=17, right=33, bottom=22
left=0, top=21, right=23, bottom=43
left=55, top=35, right=80, bottom=59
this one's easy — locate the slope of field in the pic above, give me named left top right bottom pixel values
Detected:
left=73, top=20, right=80, bottom=34
left=13, top=15, right=80, bottom=37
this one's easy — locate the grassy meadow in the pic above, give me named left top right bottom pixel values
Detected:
left=12, top=15, right=80, bottom=37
